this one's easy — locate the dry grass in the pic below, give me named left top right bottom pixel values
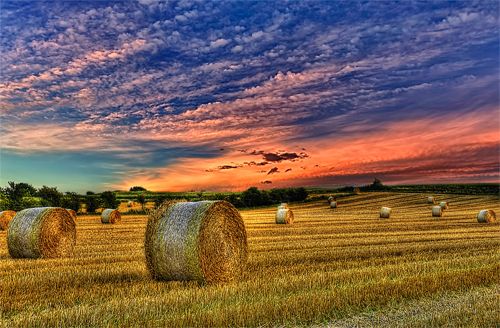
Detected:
left=0, top=192, right=499, bottom=327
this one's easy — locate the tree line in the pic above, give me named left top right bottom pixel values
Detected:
left=0, top=181, right=119, bottom=212
left=0, top=181, right=308, bottom=213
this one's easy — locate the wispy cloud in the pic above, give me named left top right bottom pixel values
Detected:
left=0, top=1, right=498, bottom=191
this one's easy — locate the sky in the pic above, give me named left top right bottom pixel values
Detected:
left=0, top=0, right=499, bottom=192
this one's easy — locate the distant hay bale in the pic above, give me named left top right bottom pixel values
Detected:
left=380, top=207, right=391, bottom=219
left=101, top=209, right=121, bottom=224
left=127, top=201, right=134, bottom=207
left=278, top=203, right=288, bottom=209
left=276, top=207, right=294, bottom=224
left=354, top=187, right=361, bottom=195
left=66, top=209, right=77, bottom=220
left=145, top=200, right=248, bottom=284
left=427, top=196, right=435, bottom=204
left=432, top=206, right=443, bottom=217
left=7, top=207, right=76, bottom=259
left=477, top=209, right=496, bottom=223
left=439, top=201, right=449, bottom=210
left=330, top=201, right=337, bottom=209
left=0, top=210, right=16, bottom=231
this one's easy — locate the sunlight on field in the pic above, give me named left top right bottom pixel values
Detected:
left=1, top=193, right=499, bottom=327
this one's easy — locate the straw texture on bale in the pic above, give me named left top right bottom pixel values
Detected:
left=0, top=210, right=16, bottom=231
left=276, top=208, right=294, bottom=224
left=330, top=201, right=337, bottom=209
left=477, top=209, right=496, bottom=223
left=432, top=205, right=443, bottom=217
left=66, top=209, right=77, bottom=220
left=7, top=207, right=76, bottom=259
left=101, top=209, right=121, bottom=224
left=145, top=200, right=248, bottom=284
left=427, top=196, right=435, bottom=204
left=380, top=207, right=391, bottom=219
left=439, top=201, right=449, bottom=210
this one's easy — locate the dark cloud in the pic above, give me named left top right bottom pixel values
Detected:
left=250, top=150, right=309, bottom=162
left=285, top=168, right=292, bottom=172
left=261, top=180, right=272, bottom=184
left=267, top=167, right=279, bottom=175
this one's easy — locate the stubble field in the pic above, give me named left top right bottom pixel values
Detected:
left=0, top=192, right=499, bottom=327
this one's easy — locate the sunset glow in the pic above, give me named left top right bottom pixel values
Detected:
left=1, top=1, right=498, bottom=192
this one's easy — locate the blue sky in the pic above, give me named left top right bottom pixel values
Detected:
left=0, top=0, right=498, bottom=192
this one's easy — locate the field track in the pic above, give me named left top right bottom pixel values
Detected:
left=1, top=192, right=499, bottom=327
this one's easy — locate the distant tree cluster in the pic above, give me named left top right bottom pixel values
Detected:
left=225, top=187, right=308, bottom=208
left=0, top=181, right=119, bottom=213
left=129, top=186, right=147, bottom=192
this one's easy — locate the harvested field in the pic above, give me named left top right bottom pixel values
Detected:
left=0, top=192, right=499, bottom=327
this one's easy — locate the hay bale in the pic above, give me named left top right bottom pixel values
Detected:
left=127, top=201, right=134, bottom=207
left=0, top=210, right=16, bottom=231
left=439, top=201, right=449, bottom=210
left=66, top=209, right=77, bottom=220
left=477, top=209, right=496, bottom=223
left=432, top=205, right=443, bottom=217
left=7, top=207, right=76, bottom=259
left=101, top=209, right=121, bottom=224
left=354, top=187, right=360, bottom=195
left=145, top=200, right=248, bottom=284
left=276, top=207, right=294, bottom=224
left=380, top=207, right=391, bottom=219
left=278, top=203, right=288, bottom=209
left=330, top=201, right=337, bottom=209
left=427, top=196, right=435, bottom=204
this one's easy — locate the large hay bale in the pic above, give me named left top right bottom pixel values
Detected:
left=477, top=209, right=496, bottom=223
left=101, top=209, right=121, bottom=224
left=432, top=205, right=443, bottom=217
left=0, top=210, right=16, bottom=230
left=427, top=196, right=435, bottom=204
left=276, top=208, right=294, bottom=224
left=330, top=201, right=337, bottom=209
left=439, top=201, right=449, bottom=210
left=380, top=207, right=391, bottom=219
left=66, top=209, right=77, bottom=220
left=7, top=207, right=76, bottom=259
left=145, top=200, right=248, bottom=284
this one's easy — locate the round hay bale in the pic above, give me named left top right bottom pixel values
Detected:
left=0, top=210, right=16, bottom=231
left=330, top=201, right=337, bottom=209
left=427, top=196, right=435, bottom=204
left=432, top=205, right=443, bottom=217
left=7, top=207, right=76, bottom=259
left=101, top=209, right=121, bottom=224
left=477, top=209, right=496, bottom=223
left=276, top=208, right=294, bottom=224
left=278, top=203, right=288, bottom=209
left=66, top=209, right=77, bottom=220
left=380, top=207, right=391, bottom=219
left=127, top=201, right=134, bottom=207
left=145, top=200, right=248, bottom=284
left=439, top=201, right=449, bottom=210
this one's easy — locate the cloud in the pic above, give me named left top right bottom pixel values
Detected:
left=267, top=167, right=279, bottom=175
left=210, top=38, right=230, bottom=49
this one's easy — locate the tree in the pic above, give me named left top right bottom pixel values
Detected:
left=136, top=194, right=146, bottom=211
left=1, top=181, right=37, bottom=210
left=62, top=192, right=81, bottom=212
left=372, top=178, right=384, bottom=189
left=86, top=191, right=95, bottom=195
left=100, top=191, right=118, bottom=209
left=242, top=187, right=263, bottom=207
left=37, top=186, right=63, bottom=207
left=129, top=186, right=147, bottom=192
left=85, top=195, right=101, bottom=213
